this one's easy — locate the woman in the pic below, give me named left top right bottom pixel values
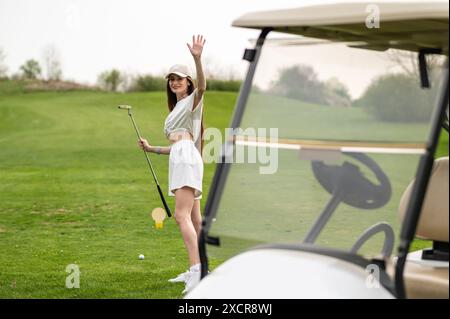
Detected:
left=138, top=35, right=206, bottom=294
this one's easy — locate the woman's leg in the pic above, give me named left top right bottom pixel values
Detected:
left=191, top=199, right=202, bottom=238
left=174, top=186, right=199, bottom=266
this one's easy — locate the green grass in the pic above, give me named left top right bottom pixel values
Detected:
left=0, top=90, right=236, bottom=298
left=0, top=89, right=447, bottom=298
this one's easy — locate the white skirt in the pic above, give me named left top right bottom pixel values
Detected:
left=168, top=139, right=203, bottom=200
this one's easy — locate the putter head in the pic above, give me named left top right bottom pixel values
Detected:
left=118, top=105, right=133, bottom=115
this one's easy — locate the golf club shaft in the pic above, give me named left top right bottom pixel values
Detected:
left=156, top=184, right=172, bottom=218
left=128, top=113, right=159, bottom=183
left=127, top=112, right=172, bottom=218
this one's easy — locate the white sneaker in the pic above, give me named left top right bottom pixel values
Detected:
left=168, top=270, right=189, bottom=283
left=182, top=269, right=201, bottom=294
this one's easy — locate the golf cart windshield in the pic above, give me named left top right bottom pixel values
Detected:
left=205, top=35, right=447, bottom=263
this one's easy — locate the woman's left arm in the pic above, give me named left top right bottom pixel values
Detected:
left=187, top=35, right=206, bottom=109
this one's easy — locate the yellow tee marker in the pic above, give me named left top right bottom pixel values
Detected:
left=151, top=207, right=166, bottom=229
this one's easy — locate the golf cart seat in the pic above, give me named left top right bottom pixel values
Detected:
left=397, top=157, right=449, bottom=298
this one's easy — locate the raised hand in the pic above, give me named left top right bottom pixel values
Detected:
left=187, top=34, right=206, bottom=58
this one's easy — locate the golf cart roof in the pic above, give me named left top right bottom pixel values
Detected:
left=232, top=1, right=449, bottom=53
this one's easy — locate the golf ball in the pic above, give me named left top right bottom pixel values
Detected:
left=138, top=254, right=145, bottom=260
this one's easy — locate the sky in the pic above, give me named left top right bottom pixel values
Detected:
left=0, top=0, right=425, bottom=97
left=0, top=0, right=321, bottom=84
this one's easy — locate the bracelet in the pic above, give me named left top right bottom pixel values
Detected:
left=156, top=147, right=161, bottom=155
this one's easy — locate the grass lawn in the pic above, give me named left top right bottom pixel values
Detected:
left=0, top=87, right=447, bottom=298
left=0, top=89, right=236, bottom=298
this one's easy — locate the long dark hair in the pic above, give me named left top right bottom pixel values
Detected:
left=166, top=76, right=205, bottom=155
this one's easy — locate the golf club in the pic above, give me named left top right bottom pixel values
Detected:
left=118, top=105, right=172, bottom=218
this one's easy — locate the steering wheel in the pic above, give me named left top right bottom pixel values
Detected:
left=311, top=152, right=391, bottom=209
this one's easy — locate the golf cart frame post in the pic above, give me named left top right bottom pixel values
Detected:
left=199, top=27, right=272, bottom=276
left=199, top=19, right=449, bottom=298
left=395, top=62, right=449, bottom=298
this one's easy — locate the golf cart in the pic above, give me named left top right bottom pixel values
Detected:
left=188, top=1, right=449, bottom=298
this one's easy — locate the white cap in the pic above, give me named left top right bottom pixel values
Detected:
left=165, top=64, right=191, bottom=79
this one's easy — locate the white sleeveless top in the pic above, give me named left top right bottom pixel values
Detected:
left=164, top=89, right=203, bottom=153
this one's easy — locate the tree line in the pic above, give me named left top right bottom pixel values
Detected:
left=0, top=45, right=62, bottom=81
left=269, top=58, right=445, bottom=122
left=0, top=46, right=242, bottom=92
left=1, top=45, right=444, bottom=122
